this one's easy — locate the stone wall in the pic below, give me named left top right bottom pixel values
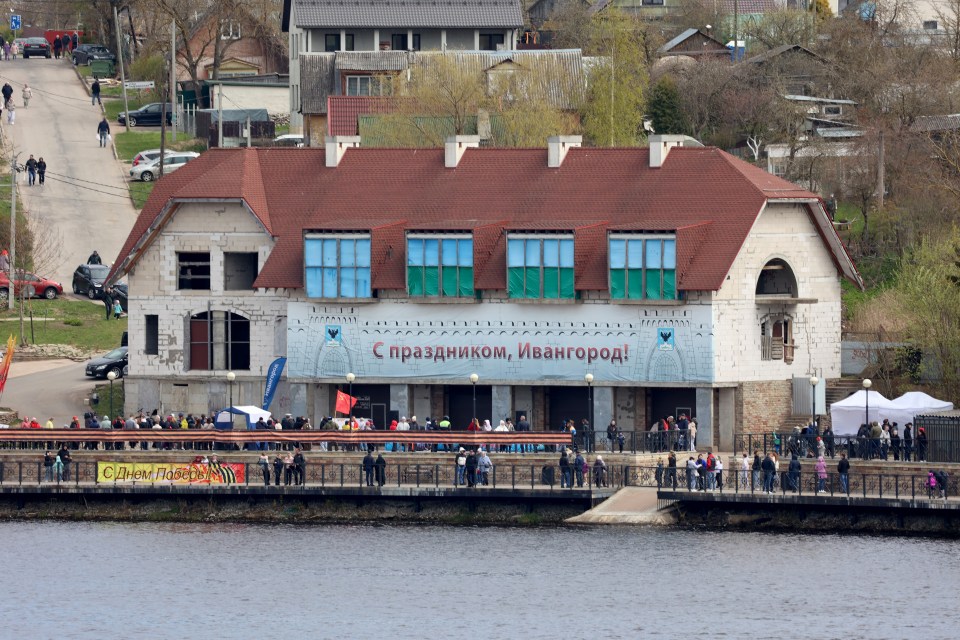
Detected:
left=737, top=379, right=793, bottom=434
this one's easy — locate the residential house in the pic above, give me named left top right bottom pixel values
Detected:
left=299, top=48, right=587, bottom=145
left=283, top=0, right=525, bottom=132
left=742, top=44, right=831, bottom=96
left=107, top=134, right=861, bottom=449
left=658, top=28, right=731, bottom=61
left=177, top=3, right=287, bottom=92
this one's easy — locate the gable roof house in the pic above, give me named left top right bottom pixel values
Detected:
left=283, top=0, right=525, bottom=132
left=177, top=2, right=288, bottom=101
left=108, top=134, right=860, bottom=448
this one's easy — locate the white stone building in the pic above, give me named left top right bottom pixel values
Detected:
left=108, top=135, right=861, bottom=450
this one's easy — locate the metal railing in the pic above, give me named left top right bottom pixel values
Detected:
left=734, top=432, right=952, bottom=463
left=634, top=464, right=953, bottom=501
left=0, top=460, right=625, bottom=492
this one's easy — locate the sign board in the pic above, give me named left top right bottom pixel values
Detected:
left=124, top=81, right=155, bottom=90
left=9, top=15, right=20, bottom=30
left=287, top=302, right=714, bottom=384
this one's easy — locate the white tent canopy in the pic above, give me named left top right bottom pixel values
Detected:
left=829, top=390, right=896, bottom=436
left=887, top=392, right=954, bottom=427
left=214, top=405, right=272, bottom=430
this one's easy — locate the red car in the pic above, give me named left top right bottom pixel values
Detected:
left=0, top=270, right=63, bottom=301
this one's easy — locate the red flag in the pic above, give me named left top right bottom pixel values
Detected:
left=335, top=390, right=357, bottom=415
left=0, top=334, right=14, bottom=395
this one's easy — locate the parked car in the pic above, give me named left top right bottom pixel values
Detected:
left=72, top=44, right=116, bottom=66
left=117, top=103, right=173, bottom=127
left=129, top=151, right=199, bottom=182
left=72, top=263, right=112, bottom=299
left=85, top=346, right=128, bottom=379
left=113, top=282, right=128, bottom=312
left=132, top=148, right=164, bottom=167
left=22, top=37, right=52, bottom=59
left=0, top=270, right=63, bottom=301
left=272, top=134, right=304, bottom=147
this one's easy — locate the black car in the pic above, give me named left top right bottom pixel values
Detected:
left=85, top=346, right=128, bottom=379
left=72, top=264, right=111, bottom=299
left=22, top=37, right=51, bottom=59
left=117, top=103, right=173, bottom=127
left=113, top=282, right=128, bottom=312
left=72, top=44, right=116, bottom=66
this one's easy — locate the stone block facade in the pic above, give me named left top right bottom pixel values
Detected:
left=736, top=379, right=794, bottom=434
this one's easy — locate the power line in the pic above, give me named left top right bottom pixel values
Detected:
left=43, top=169, right=132, bottom=192
left=41, top=173, right=137, bottom=200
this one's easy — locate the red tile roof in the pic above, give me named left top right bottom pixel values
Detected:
left=327, top=96, right=395, bottom=136
left=109, top=145, right=860, bottom=294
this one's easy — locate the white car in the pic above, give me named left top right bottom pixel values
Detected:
left=273, top=134, right=304, bottom=147
left=129, top=151, right=199, bottom=182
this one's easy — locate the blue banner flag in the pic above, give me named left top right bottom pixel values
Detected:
left=262, top=357, right=287, bottom=410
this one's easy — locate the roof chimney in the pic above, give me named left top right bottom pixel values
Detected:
left=547, top=135, right=582, bottom=168
left=445, top=135, right=480, bottom=168
left=325, top=135, right=361, bottom=167
left=648, top=134, right=703, bottom=168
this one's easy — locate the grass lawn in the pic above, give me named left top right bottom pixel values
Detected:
left=0, top=298, right=127, bottom=351
left=128, top=182, right=155, bottom=209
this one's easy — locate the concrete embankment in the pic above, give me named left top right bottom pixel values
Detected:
left=0, top=491, right=585, bottom=526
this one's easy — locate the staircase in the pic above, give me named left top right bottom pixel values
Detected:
left=780, top=378, right=862, bottom=433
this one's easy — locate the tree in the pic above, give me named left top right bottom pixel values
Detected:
left=371, top=54, right=578, bottom=148
left=646, top=76, right=689, bottom=136
left=581, top=10, right=649, bottom=147
left=895, top=228, right=960, bottom=400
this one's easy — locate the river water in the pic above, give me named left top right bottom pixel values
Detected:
left=2, top=521, right=955, bottom=638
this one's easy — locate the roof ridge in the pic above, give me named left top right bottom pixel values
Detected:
left=240, top=150, right=272, bottom=235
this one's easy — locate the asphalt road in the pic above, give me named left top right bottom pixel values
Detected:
left=0, top=56, right=138, bottom=286
left=0, top=57, right=137, bottom=423
left=1, top=359, right=94, bottom=426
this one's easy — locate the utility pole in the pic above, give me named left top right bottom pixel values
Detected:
left=8, top=150, right=17, bottom=311
left=733, top=0, right=739, bottom=62
left=170, top=21, right=177, bottom=142
left=114, top=3, right=130, bottom=133
left=217, top=82, right=224, bottom=147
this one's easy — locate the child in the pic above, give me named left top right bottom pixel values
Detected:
left=113, top=298, right=123, bottom=319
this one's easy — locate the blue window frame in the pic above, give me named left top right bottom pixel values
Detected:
left=609, top=235, right=676, bottom=300
left=506, top=235, right=574, bottom=299
left=407, top=235, right=474, bottom=297
left=304, top=235, right=371, bottom=298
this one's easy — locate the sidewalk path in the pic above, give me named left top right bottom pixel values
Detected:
left=0, top=58, right=138, bottom=285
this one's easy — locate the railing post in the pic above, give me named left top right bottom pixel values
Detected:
left=416, top=464, right=420, bottom=487
left=492, top=464, right=497, bottom=488
left=321, top=464, right=326, bottom=487
left=862, top=474, right=866, bottom=498
left=879, top=473, right=883, bottom=499
left=245, top=463, right=249, bottom=486
left=511, top=464, right=516, bottom=490
left=342, top=463, right=346, bottom=488
left=435, top=464, right=439, bottom=489
left=397, top=463, right=400, bottom=487
left=895, top=474, right=899, bottom=499
left=530, top=465, right=534, bottom=490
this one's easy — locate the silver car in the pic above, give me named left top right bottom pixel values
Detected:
left=129, top=151, right=199, bottom=182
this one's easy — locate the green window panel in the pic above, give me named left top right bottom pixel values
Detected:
left=559, top=267, right=574, bottom=298
left=663, top=269, right=676, bottom=299
left=628, top=268, right=643, bottom=299
left=543, top=266, right=559, bottom=298
left=408, top=266, right=424, bottom=296
left=610, top=269, right=626, bottom=299
left=441, top=267, right=458, bottom=297
left=508, top=267, right=525, bottom=298
left=459, top=267, right=474, bottom=297
left=524, top=269, right=540, bottom=298
left=645, top=269, right=662, bottom=300
left=423, top=266, right=439, bottom=296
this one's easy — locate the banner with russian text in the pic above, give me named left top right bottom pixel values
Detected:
left=262, top=357, right=287, bottom=411
left=97, top=461, right=246, bottom=484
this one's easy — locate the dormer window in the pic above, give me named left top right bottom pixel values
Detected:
left=507, top=235, right=574, bottom=299
left=609, top=235, right=676, bottom=300
left=304, top=234, right=371, bottom=298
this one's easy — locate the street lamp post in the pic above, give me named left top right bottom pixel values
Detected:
left=106, top=371, right=117, bottom=420
left=226, top=371, right=236, bottom=407
left=863, top=378, right=872, bottom=428
left=470, top=373, right=479, bottom=424
left=809, top=375, right=819, bottom=429
left=346, top=372, right=355, bottom=422
left=585, top=373, right=594, bottom=451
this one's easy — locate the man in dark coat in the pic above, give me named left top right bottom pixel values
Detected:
left=91, top=78, right=101, bottom=105
left=465, top=449, right=478, bottom=487
left=60, top=34, right=70, bottom=54
left=100, top=285, right=113, bottom=320
left=1, top=83, right=12, bottom=107
left=292, top=448, right=305, bottom=485
left=375, top=451, right=386, bottom=486
left=53, top=36, right=62, bottom=59
left=363, top=450, right=375, bottom=486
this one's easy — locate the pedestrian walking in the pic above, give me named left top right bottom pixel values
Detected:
left=53, top=37, right=62, bottom=59
left=10, top=42, right=18, bottom=59
left=3, top=43, right=10, bottom=61
left=36, top=157, right=45, bottom=185
left=838, top=452, right=850, bottom=494
left=258, top=452, right=270, bottom=486
left=97, top=117, right=110, bottom=147
left=25, top=155, right=36, bottom=185
left=101, top=286, right=113, bottom=320
left=21, top=84, right=31, bottom=107
left=375, top=451, right=386, bottom=486
left=5, top=99, right=13, bottom=125
left=363, top=450, right=374, bottom=486
left=91, top=79, right=101, bottom=106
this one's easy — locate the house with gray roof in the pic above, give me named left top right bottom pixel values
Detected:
left=282, top=0, right=525, bottom=131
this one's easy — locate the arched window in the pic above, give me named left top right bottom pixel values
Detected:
left=756, top=258, right=798, bottom=298
left=189, top=311, right=250, bottom=370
